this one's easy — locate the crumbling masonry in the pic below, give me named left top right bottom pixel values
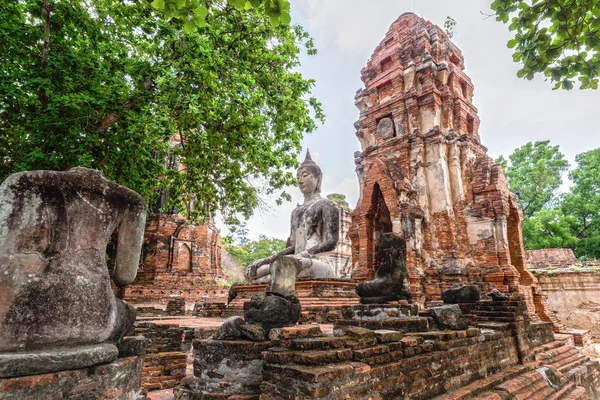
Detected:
left=349, top=12, right=553, bottom=324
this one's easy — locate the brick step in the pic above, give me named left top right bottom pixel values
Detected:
left=432, top=364, right=534, bottom=400
left=535, top=339, right=571, bottom=355
left=557, top=355, right=588, bottom=374
left=472, top=310, right=518, bottom=318
left=290, top=336, right=348, bottom=351
left=563, top=386, right=589, bottom=400
left=494, top=370, right=547, bottom=399
left=334, top=317, right=429, bottom=333
left=474, top=314, right=515, bottom=322
left=262, top=348, right=354, bottom=366
left=563, top=360, right=597, bottom=381
left=546, top=382, right=577, bottom=400
left=537, top=344, right=580, bottom=364
left=526, top=384, right=558, bottom=400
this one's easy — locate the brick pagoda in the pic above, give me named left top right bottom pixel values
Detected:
left=348, top=12, right=552, bottom=322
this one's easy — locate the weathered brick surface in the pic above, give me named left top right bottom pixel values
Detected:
left=116, top=213, right=228, bottom=307
left=534, top=270, right=600, bottom=338
left=0, top=356, right=143, bottom=400
left=135, top=322, right=189, bottom=392
left=526, top=248, right=579, bottom=268
left=347, top=12, right=551, bottom=325
left=142, top=352, right=187, bottom=391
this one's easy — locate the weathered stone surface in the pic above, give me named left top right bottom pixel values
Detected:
left=0, top=355, right=144, bottom=400
left=430, top=304, right=469, bottom=330
left=213, top=316, right=245, bottom=340
left=0, top=343, right=119, bottom=378
left=487, top=288, right=508, bottom=301
left=240, top=323, right=267, bottom=342
left=117, top=336, right=148, bottom=357
left=244, top=294, right=301, bottom=331
left=356, top=233, right=410, bottom=303
left=376, top=117, right=395, bottom=138
left=441, top=284, right=481, bottom=304
left=177, top=339, right=272, bottom=398
left=0, top=168, right=145, bottom=356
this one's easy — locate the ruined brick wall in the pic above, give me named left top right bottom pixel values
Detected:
left=526, top=248, right=578, bottom=268
left=349, top=13, right=549, bottom=321
left=534, top=270, right=600, bottom=338
left=118, top=213, right=228, bottom=305
left=135, top=322, right=188, bottom=391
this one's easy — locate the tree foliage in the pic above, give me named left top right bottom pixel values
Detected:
left=0, top=0, right=323, bottom=224
left=495, top=140, right=569, bottom=217
left=222, top=233, right=286, bottom=266
left=561, top=149, right=600, bottom=258
left=500, top=143, right=600, bottom=259
left=327, top=193, right=352, bottom=211
left=149, top=0, right=291, bottom=33
left=491, top=0, right=600, bottom=89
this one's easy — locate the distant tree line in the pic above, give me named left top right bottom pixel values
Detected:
left=496, top=141, right=600, bottom=259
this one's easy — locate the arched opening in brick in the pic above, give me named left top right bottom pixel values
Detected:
left=176, top=243, right=193, bottom=272
left=507, top=205, right=531, bottom=285
left=368, top=183, right=393, bottom=273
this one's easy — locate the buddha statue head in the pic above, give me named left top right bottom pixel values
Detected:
left=297, top=150, right=322, bottom=196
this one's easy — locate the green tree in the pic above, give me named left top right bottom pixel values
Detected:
left=496, top=141, right=569, bottom=217
left=0, top=0, right=322, bottom=223
left=221, top=233, right=286, bottom=266
left=521, top=208, right=577, bottom=249
left=149, top=0, right=291, bottom=32
left=562, top=149, right=600, bottom=258
left=327, top=193, right=352, bottom=211
left=491, top=0, right=600, bottom=89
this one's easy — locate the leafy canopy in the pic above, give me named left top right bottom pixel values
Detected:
left=499, top=143, right=600, bottom=259
left=495, top=140, right=569, bottom=217
left=222, top=233, right=286, bottom=266
left=491, top=0, right=600, bottom=89
left=150, top=0, right=291, bottom=32
left=0, top=0, right=323, bottom=224
left=561, top=149, right=600, bottom=258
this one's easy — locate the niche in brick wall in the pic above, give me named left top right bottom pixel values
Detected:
left=377, top=115, right=396, bottom=139
left=173, top=241, right=193, bottom=272
left=369, top=183, right=393, bottom=273
left=378, top=81, right=393, bottom=103
left=380, top=56, right=393, bottom=73
left=507, top=205, right=530, bottom=285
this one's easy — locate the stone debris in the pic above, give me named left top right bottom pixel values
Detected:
left=441, top=284, right=481, bottom=304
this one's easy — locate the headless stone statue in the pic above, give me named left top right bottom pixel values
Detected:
left=0, top=168, right=146, bottom=377
left=245, top=151, right=339, bottom=297
left=356, top=232, right=411, bottom=304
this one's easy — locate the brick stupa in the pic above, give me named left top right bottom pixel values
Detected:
left=349, top=13, right=552, bottom=322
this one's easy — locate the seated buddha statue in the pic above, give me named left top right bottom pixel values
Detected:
left=245, top=151, right=339, bottom=297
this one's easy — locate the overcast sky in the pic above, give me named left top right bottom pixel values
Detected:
left=219, top=0, right=600, bottom=242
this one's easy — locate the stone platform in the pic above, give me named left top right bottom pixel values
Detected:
left=226, top=279, right=359, bottom=323
left=0, top=355, right=144, bottom=400
left=175, top=295, right=600, bottom=400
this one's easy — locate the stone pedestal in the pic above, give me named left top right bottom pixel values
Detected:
left=175, top=339, right=272, bottom=400
left=226, top=279, right=359, bottom=323
left=334, top=303, right=430, bottom=333
left=0, top=355, right=145, bottom=400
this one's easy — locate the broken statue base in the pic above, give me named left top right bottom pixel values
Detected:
left=0, top=342, right=146, bottom=400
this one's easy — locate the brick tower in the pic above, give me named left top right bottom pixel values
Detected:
left=349, top=13, right=553, bottom=322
